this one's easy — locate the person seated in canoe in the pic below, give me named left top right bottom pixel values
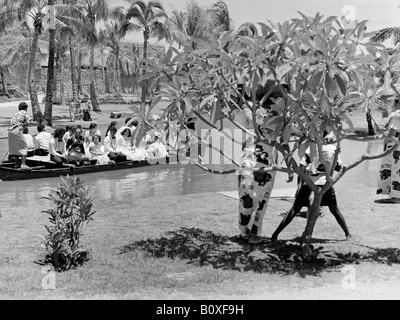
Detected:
left=33, top=123, right=53, bottom=156
left=49, top=128, right=69, bottom=166
left=88, top=134, right=113, bottom=165
left=66, top=126, right=90, bottom=166
left=105, top=121, right=118, bottom=137
left=104, top=126, right=127, bottom=163
left=116, top=117, right=138, bottom=137
left=22, top=126, right=35, bottom=157
left=116, top=128, right=148, bottom=161
left=84, top=122, right=101, bottom=149
left=7, top=102, right=31, bottom=169
left=62, top=125, right=74, bottom=145
left=146, top=135, right=169, bottom=159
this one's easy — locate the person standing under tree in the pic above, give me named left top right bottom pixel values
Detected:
left=7, top=102, right=31, bottom=169
left=271, top=131, right=352, bottom=242
left=237, top=84, right=293, bottom=245
left=377, top=97, right=400, bottom=202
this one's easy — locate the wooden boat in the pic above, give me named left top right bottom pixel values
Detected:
left=0, top=155, right=170, bottom=181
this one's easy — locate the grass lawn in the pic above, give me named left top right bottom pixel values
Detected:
left=1, top=101, right=400, bottom=300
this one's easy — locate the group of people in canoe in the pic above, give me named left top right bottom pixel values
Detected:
left=6, top=102, right=169, bottom=169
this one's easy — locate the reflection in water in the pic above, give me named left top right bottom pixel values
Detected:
left=0, top=139, right=386, bottom=209
left=0, top=164, right=239, bottom=209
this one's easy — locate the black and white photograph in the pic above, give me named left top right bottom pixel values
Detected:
left=1, top=0, right=400, bottom=305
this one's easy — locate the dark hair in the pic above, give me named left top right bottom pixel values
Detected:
left=121, top=128, right=131, bottom=137
left=54, top=128, right=66, bottom=139
left=92, top=134, right=101, bottom=142
left=89, top=123, right=97, bottom=129
left=125, top=117, right=132, bottom=125
left=131, top=120, right=138, bottom=127
left=23, top=126, right=29, bottom=134
left=37, top=123, right=45, bottom=132
left=18, top=102, right=28, bottom=111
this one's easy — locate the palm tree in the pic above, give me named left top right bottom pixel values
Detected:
left=43, top=0, right=56, bottom=125
left=166, top=9, right=186, bottom=49
left=166, top=0, right=232, bottom=50
left=78, top=0, right=111, bottom=112
left=125, top=0, right=168, bottom=106
left=104, top=6, right=136, bottom=94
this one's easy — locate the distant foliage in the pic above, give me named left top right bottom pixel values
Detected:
left=42, top=175, right=96, bottom=272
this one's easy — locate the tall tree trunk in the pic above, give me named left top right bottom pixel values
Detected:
left=117, top=48, right=121, bottom=95
left=68, top=36, right=78, bottom=103
left=28, top=27, right=43, bottom=122
left=60, top=56, right=65, bottom=106
left=44, top=9, right=56, bottom=126
left=89, top=43, right=100, bottom=111
left=0, top=69, right=10, bottom=97
left=140, top=31, right=149, bottom=107
left=77, top=49, right=82, bottom=95
left=101, top=52, right=106, bottom=94
left=113, top=57, right=117, bottom=93
left=105, top=65, right=110, bottom=94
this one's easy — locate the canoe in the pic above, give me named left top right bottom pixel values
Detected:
left=0, top=155, right=170, bottom=181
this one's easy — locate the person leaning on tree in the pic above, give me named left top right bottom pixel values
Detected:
left=237, top=84, right=293, bottom=245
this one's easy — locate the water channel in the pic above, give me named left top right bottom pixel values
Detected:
left=0, top=136, right=384, bottom=210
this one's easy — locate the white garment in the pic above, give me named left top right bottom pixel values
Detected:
left=301, top=144, right=342, bottom=185
left=104, top=134, right=119, bottom=153
left=34, top=131, right=53, bottom=150
left=49, top=138, right=66, bottom=156
left=387, top=110, right=400, bottom=131
left=146, top=141, right=169, bottom=159
left=117, top=136, right=148, bottom=161
left=23, top=134, right=34, bottom=149
left=88, top=142, right=110, bottom=165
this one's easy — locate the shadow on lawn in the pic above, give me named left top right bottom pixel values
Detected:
left=119, top=227, right=400, bottom=277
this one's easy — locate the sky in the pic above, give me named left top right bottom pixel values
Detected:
left=112, top=0, right=400, bottom=46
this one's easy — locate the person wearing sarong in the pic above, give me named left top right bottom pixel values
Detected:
left=88, top=134, right=112, bottom=165
left=237, top=108, right=293, bottom=244
left=271, top=131, right=351, bottom=242
left=377, top=100, right=400, bottom=200
left=7, top=102, right=31, bottom=169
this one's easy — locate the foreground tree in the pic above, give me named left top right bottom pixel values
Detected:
left=144, top=13, right=400, bottom=254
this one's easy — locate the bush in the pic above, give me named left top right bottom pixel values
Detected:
left=42, top=175, right=96, bottom=271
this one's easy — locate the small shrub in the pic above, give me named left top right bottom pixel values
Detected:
left=41, top=175, right=96, bottom=272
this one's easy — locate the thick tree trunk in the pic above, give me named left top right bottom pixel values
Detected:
left=68, top=36, right=78, bottom=103
left=89, top=43, right=100, bottom=111
left=44, top=16, right=56, bottom=126
left=105, top=66, right=110, bottom=94
left=28, top=28, right=43, bottom=122
left=113, top=57, right=117, bottom=93
left=0, top=69, right=10, bottom=97
left=140, top=31, right=149, bottom=107
left=60, top=56, right=65, bottom=106
left=77, top=49, right=82, bottom=95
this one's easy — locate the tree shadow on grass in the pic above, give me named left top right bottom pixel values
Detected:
left=119, top=227, right=400, bottom=277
